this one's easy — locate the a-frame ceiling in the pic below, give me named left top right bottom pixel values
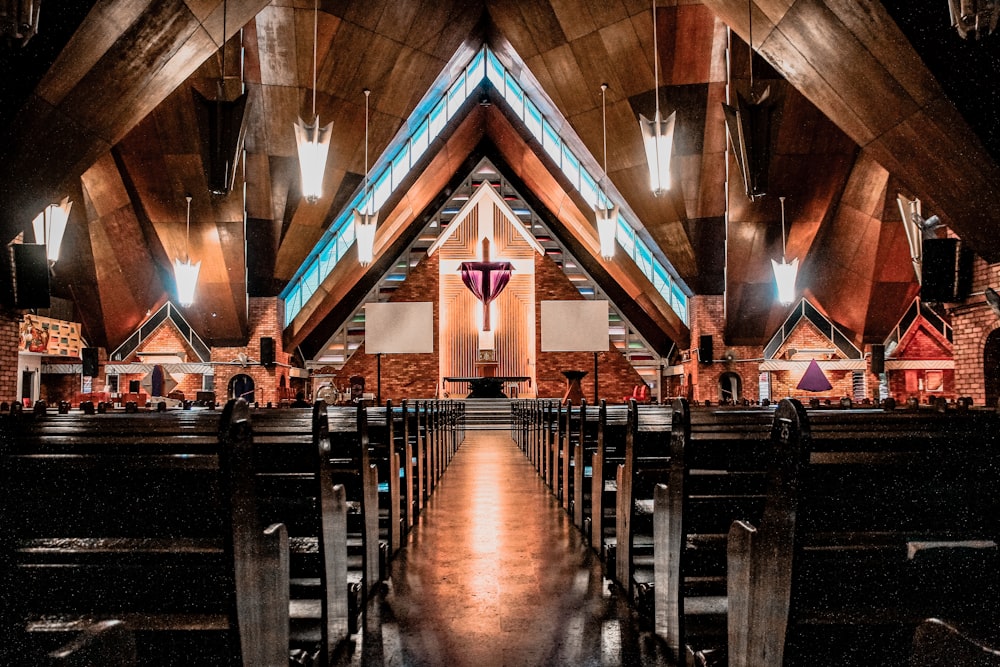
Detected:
left=1, top=0, right=997, bottom=354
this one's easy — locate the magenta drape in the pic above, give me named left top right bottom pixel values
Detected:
left=460, top=260, right=513, bottom=330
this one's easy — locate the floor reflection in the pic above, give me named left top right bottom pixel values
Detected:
left=337, top=431, right=676, bottom=667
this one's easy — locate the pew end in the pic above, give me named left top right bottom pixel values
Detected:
left=910, top=618, right=1000, bottom=667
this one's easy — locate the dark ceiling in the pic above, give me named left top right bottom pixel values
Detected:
left=0, top=0, right=997, bottom=357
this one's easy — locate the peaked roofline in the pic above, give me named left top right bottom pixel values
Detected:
left=426, top=175, right=545, bottom=256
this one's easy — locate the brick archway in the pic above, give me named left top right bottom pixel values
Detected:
left=229, top=374, right=255, bottom=404
left=984, top=329, right=1000, bottom=409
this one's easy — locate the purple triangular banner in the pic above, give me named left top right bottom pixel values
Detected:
left=797, top=358, right=833, bottom=392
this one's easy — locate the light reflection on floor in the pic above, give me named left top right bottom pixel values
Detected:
left=336, top=431, right=675, bottom=667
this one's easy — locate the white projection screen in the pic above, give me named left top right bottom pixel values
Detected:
left=540, top=300, right=609, bottom=352
left=364, top=302, right=434, bottom=353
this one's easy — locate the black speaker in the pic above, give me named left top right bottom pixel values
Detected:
left=870, top=343, right=885, bottom=375
left=13, top=244, right=49, bottom=309
left=260, top=337, right=275, bottom=366
left=922, top=238, right=972, bottom=302
left=82, top=347, right=99, bottom=377
left=698, top=335, right=714, bottom=364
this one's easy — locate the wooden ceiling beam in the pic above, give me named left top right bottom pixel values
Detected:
left=701, top=0, right=1000, bottom=263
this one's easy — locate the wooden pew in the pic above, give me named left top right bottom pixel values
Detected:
left=613, top=400, right=673, bottom=596
left=589, top=401, right=629, bottom=558
left=571, top=400, right=602, bottom=533
left=246, top=403, right=356, bottom=661
left=0, top=400, right=290, bottom=666
left=650, top=399, right=774, bottom=664
left=728, top=399, right=1000, bottom=667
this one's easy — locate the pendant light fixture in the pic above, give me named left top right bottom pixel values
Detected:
left=723, top=0, right=773, bottom=201
left=293, top=0, right=332, bottom=203
left=771, top=196, right=798, bottom=305
left=174, top=195, right=201, bottom=307
left=595, top=84, right=619, bottom=260
left=354, top=88, right=378, bottom=267
left=32, top=197, right=72, bottom=265
left=638, top=0, right=677, bottom=196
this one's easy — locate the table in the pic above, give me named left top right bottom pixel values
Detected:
left=443, top=376, right=529, bottom=399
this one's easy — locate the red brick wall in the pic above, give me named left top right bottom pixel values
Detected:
left=212, top=297, right=291, bottom=406
left=334, top=252, right=645, bottom=403
left=42, top=373, right=79, bottom=404
left=336, top=254, right=441, bottom=401
left=0, top=307, right=18, bottom=401
left=770, top=318, right=856, bottom=400
left=951, top=257, right=1000, bottom=405
left=684, top=295, right=763, bottom=403
left=885, top=320, right=955, bottom=403
left=533, top=255, right=643, bottom=402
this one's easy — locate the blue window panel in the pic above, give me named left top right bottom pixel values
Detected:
left=580, top=170, right=599, bottom=209
left=468, top=49, right=485, bottom=85
left=617, top=217, right=635, bottom=255
left=429, top=96, right=447, bottom=137
left=542, top=120, right=561, bottom=164
left=392, top=144, right=410, bottom=189
left=524, top=98, right=543, bottom=139
left=561, top=145, right=581, bottom=190
left=635, top=239, right=653, bottom=274
left=372, top=170, right=391, bottom=211
left=447, top=72, right=466, bottom=117
left=487, top=50, right=505, bottom=90
left=284, top=291, right=300, bottom=326
left=411, top=118, right=430, bottom=161
left=504, top=72, right=524, bottom=115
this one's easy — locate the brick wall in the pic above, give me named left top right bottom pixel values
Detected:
left=212, top=297, right=291, bottom=406
left=684, top=295, right=763, bottom=403
left=770, top=318, right=856, bottom=401
left=533, top=255, right=643, bottom=402
left=951, top=257, right=1000, bottom=405
left=335, top=252, right=645, bottom=403
left=336, top=254, right=441, bottom=401
left=885, top=320, right=955, bottom=403
left=0, top=307, right=18, bottom=401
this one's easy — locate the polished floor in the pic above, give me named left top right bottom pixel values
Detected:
left=338, top=430, right=675, bottom=667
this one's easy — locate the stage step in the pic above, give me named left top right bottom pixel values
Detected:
left=461, top=398, right=514, bottom=430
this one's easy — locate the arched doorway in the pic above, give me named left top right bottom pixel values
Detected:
left=984, top=330, right=1000, bottom=408
left=229, top=374, right=255, bottom=403
left=719, top=371, right=742, bottom=404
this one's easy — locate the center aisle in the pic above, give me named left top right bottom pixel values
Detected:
left=343, top=430, right=675, bottom=667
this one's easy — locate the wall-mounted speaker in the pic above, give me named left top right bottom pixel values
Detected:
left=698, top=335, right=714, bottom=364
left=82, top=348, right=99, bottom=377
left=922, top=238, right=972, bottom=302
left=13, top=244, right=49, bottom=309
left=260, top=337, right=275, bottom=366
left=870, top=343, right=885, bottom=376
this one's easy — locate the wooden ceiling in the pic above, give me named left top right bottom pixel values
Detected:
left=0, top=0, right=995, bottom=354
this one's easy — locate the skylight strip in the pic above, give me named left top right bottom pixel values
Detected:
left=282, top=45, right=689, bottom=327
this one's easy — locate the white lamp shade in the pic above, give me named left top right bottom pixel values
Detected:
left=32, top=197, right=73, bottom=263
left=771, top=257, right=799, bottom=306
left=294, top=115, right=334, bottom=203
left=595, top=203, right=619, bottom=260
left=353, top=209, right=379, bottom=267
left=639, top=110, right=677, bottom=195
left=173, top=258, right=201, bottom=306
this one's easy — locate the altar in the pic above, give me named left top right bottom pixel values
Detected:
left=443, top=376, right=529, bottom=399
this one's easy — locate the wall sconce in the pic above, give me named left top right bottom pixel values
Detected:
left=354, top=88, right=378, bottom=266
left=173, top=195, right=200, bottom=307
left=639, top=0, right=676, bottom=196
left=32, top=197, right=72, bottom=264
left=771, top=196, right=798, bottom=305
left=294, top=0, right=332, bottom=203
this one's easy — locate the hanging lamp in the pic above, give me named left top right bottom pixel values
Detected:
left=722, top=0, right=773, bottom=200
left=294, top=0, right=332, bottom=203
left=174, top=195, right=201, bottom=307
left=32, top=197, right=72, bottom=264
left=595, top=84, right=619, bottom=259
left=354, top=88, right=378, bottom=266
left=770, top=196, right=798, bottom=305
left=638, top=0, right=677, bottom=196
